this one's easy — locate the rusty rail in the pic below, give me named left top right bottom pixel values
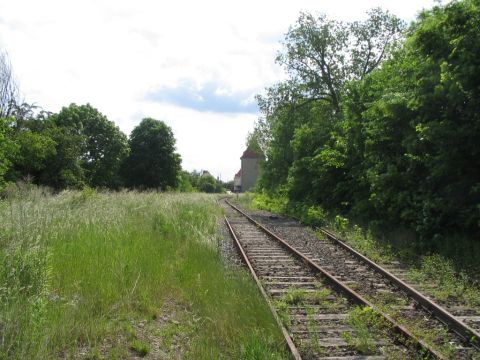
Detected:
left=318, top=227, right=480, bottom=351
left=224, top=215, right=302, bottom=360
left=226, top=199, right=446, bottom=359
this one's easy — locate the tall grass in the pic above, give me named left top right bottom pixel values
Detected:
left=0, top=187, right=288, bottom=359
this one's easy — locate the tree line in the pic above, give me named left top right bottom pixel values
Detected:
left=0, top=57, right=225, bottom=193
left=250, top=0, right=479, bottom=243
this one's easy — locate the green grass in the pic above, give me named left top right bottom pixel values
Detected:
left=0, top=187, right=289, bottom=359
left=408, top=254, right=480, bottom=308
left=282, top=288, right=308, bottom=305
left=342, top=307, right=381, bottom=355
left=129, top=339, right=149, bottom=357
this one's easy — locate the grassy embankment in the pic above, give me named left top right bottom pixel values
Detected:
left=236, top=192, right=480, bottom=309
left=0, top=187, right=288, bottom=359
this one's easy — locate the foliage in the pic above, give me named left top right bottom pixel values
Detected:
left=186, top=170, right=202, bottom=188
left=2, top=102, right=130, bottom=190
left=273, top=9, right=403, bottom=113
left=223, top=179, right=234, bottom=191
left=408, top=254, right=480, bottom=307
left=254, top=0, right=480, bottom=254
left=0, top=117, right=17, bottom=189
left=197, top=173, right=224, bottom=193
left=10, top=130, right=56, bottom=178
left=40, top=120, right=87, bottom=189
left=333, top=215, right=349, bottom=236
left=343, top=306, right=389, bottom=354
left=245, top=128, right=264, bottom=155
left=177, top=170, right=194, bottom=192
left=182, top=170, right=226, bottom=193
left=77, top=104, right=128, bottom=188
left=122, top=118, right=181, bottom=190
left=1, top=49, right=190, bottom=192
left=48, top=103, right=129, bottom=189
left=282, top=288, right=308, bottom=305
left=252, top=189, right=289, bottom=214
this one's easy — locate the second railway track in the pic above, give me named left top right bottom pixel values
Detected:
left=222, top=199, right=480, bottom=359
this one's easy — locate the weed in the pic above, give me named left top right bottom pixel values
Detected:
left=408, top=254, right=480, bottom=307
left=283, top=288, right=308, bottom=305
left=306, top=306, right=324, bottom=356
left=333, top=215, right=349, bottom=236
left=309, top=288, right=331, bottom=305
left=235, top=192, right=256, bottom=211
left=343, top=306, right=388, bottom=355
left=238, top=330, right=287, bottom=360
left=396, top=316, right=457, bottom=358
left=274, top=300, right=291, bottom=327
left=250, top=189, right=289, bottom=214
left=373, top=291, right=408, bottom=308
left=298, top=205, right=327, bottom=227
left=129, top=339, right=149, bottom=357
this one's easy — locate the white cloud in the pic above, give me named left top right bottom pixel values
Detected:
left=0, top=0, right=437, bottom=180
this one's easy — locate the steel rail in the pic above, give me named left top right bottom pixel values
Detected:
left=318, top=227, right=480, bottom=351
left=224, top=215, right=302, bottom=360
left=225, top=199, right=446, bottom=359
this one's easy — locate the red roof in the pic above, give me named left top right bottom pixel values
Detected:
left=241, top=148, right=262, bottom=159
left=234, top=169, right=242, bottom=177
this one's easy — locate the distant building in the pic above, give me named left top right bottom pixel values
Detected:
left=234, top=169, right=242, bottom=192
left=200, top=170, right=212, bottom=177
left=233, top=148, right=263, bottom=192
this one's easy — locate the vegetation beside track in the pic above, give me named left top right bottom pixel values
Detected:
left=247, top=0, right=480, bottom=279
left=236, top=192, right=480, bottom=312
left=0, top=188, right=288, bottom=359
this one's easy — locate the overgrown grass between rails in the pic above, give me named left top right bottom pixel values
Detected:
left=0, top=188, right=289, bottom=359
left=342, top=306, right=385, bottom=355
left=236, top=191, right=480, bottom=311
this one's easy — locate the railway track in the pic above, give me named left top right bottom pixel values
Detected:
left=222, top=199, right=480, bottom=359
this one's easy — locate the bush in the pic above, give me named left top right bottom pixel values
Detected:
left=252, top=189, right=288, bottom=214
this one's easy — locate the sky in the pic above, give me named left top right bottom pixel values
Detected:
left=0, top=0, right=437, bottom=181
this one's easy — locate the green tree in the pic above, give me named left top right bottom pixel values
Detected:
left=177, top=170, right=194, bottom=192
left=0, top=51, right=19, bottom=189
left=40, top=122, right=86, bottom=189
left=273, top=8, right=403, bottom=112
left=358, top=0, right=480, bottom=236
left=40, top=104, right=128, bottom=189
left=186, top=170, right=201, bottom=189
left=122, top=118, right=181, bottom=190
left=83, top=111, right=128, bottom=188
left=255, top=8, right=403, bottom=198
left=10, top=130, right=57, bottom=180
left=2, top=103, right=57, bottom=183
left=0, top=117, right=17, bottom=189
left=256, top=0, right=480, bottom=242
left=197, top=173, right=223, bottom=193
left=245, top=128, right=264, bottom=155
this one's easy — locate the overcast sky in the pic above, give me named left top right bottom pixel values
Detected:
left=0, top=0, right=437, bottom=180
